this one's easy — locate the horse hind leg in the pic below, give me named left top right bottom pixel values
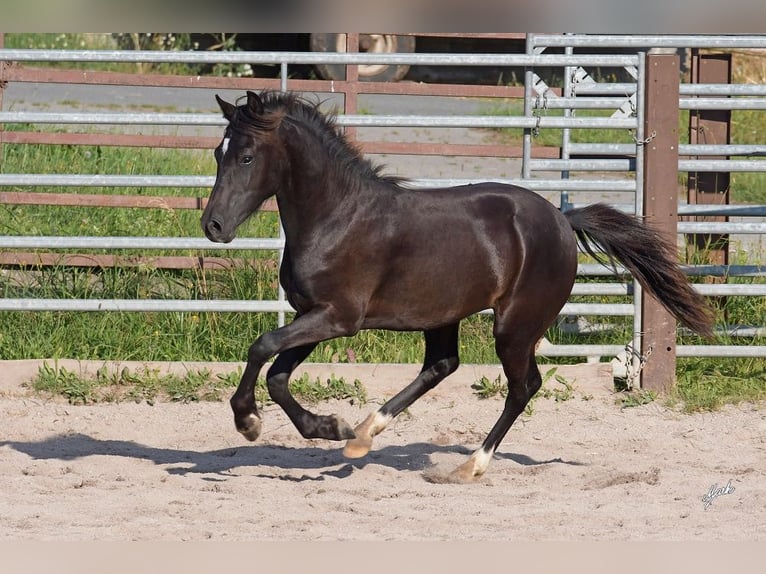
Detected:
left=445, top=328, right=543, bottom=483
left=344, top=323, right=460, bottom=459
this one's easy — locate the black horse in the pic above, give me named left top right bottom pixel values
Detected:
left=201, top=90, right=713, bottom=482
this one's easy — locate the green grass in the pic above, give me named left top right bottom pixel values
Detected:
left=673, top=357, right=766, bottom=412
left=471, top=367, right=593, bottom=418
left=31, top=361, right=368, bottom=406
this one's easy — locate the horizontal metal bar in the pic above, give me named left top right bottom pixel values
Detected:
left=0, top=174, right=213, bottom=187
left=680, top=84, right=766, bottom=96
left=570, top=283, right=630, bottom=295
left=578, top=263, right=766, bottom=277
left=677, top=345, right=766, bottom=358
left=529, top=159, right=634, bottom=172
left=8, top=217, right=760, bottom=244
left=536, top=343, right=626, bottom=357
left=0, top=298, right=293, bottom=313
left=0, top=49, right=640, bottom=67
left=567, top=286, right=766, bottom=307
left=677, top=222, right=766, bottom=234
left=528, top=97, right=633, bottom=109
left=564, top=201, right=766, bottom=217
left=568, top=143, right=637, bottom=155
left=0, top=174, right=638, bottom=193
left=0, top=111, right=223, bottom=126
left=567, top=145, right=766, bottom=162
left=682, top=265, right=766, bottom=277
left=680, top=98, right=766, bottom=110
left=572, top=83, right=637, bottom=96
left=532, top=34, right=766, bottom=49
left=341, top=115, right=637, bottom=129
left=407, top=179, right=637, bottom=192
left=678, top=204, right=766, bottom=216
left=0, top=111, right=637, bottom=130
left=532, top=96, right=766, bottom=111
left=694, top=284, right=766, bottom=296
left=0, top=298, right=633, bottom=317
left=680, top=144, right=766, bottom=157
left=679, top=159, right=766, bottom=172
left=537, top=344, right=766, bottom=358
left=0, top=236, right=283, bottom=250
left=717, top=326, right=766, bottom=337
left=560, top=303, right=634, bottom=316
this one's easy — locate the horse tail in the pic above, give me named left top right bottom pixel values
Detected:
left=564, top=203, right=714, bottom=338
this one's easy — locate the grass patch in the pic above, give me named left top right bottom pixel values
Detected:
left=672, top=357, right=766, bottom=412
left=471, top=367, right=583, bottom=416
left=31, top=361, right=368, bottom=407
left=617, top=389, right=658, bottom=409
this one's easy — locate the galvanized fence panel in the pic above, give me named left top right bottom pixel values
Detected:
left=1, top=35, right=765, bottom=368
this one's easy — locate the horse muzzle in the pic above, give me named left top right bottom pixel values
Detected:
left=201, top=214, right=235, bottom=243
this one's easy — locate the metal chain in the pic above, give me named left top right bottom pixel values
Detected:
left=632, top=129, right=657, bottom=146
left=531, top=92, right=549, bottom=137
left=623, top=340, right=653, bottom=388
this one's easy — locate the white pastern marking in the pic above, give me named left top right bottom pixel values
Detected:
left=370, top=411, right=393, bottom=435
left=221, top=137, right=230, bottom=156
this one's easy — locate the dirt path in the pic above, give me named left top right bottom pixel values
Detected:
left=0, top=360, right=764, bottom=541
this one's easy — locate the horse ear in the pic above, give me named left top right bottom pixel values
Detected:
left=215, top=94, right=236, bottom=121
left=246, top=90, right=264, bottom=115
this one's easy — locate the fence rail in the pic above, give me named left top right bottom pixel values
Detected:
left=1, top=33, right=765, bottom=380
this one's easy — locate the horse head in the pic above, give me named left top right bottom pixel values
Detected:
left=201, top=91, right=287, bottom=243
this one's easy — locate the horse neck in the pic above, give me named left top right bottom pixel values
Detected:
left=276, top=124, right=374, bottom=241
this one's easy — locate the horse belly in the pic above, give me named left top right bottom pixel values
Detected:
left=362, top=253, right=503, bottom=330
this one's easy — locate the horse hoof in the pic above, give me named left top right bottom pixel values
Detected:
left=342, top=412, right=385, bottom=458
left=445, top=467, right=481, bottom=484
left=237, top=413, right=262, bottom=442
left=343, top=439, right=371, bottom=459
left=443, top=451, right=491, bottom=483
left=343, top=417, right=375, bottom=458
left=421, top=462, right=482, bottom=484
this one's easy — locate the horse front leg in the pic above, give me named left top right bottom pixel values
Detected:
left=229, top=306, right=358, bottom=442
left=230, top=354, right=267, bottom=441
left=265, top=344, right=355, bottom=440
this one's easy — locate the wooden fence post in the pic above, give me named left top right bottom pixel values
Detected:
left=686, top=51, right=731, bottom=312
left=640, top=52, right=681, bottom=393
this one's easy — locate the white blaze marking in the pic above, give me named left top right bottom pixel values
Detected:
left=221, top=137, right=230, bottom=156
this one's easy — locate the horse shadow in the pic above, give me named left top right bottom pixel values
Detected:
left=0, top=433, right=585, bottom=482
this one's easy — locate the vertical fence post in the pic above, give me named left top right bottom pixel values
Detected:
left=343, top=33, right=359, bottom=143
left=640, top=51, right=681, bottom=393
left=686, top=50, right=731, bottom=312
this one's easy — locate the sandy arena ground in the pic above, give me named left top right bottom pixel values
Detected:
left=0, top=359, right=764, bottom=541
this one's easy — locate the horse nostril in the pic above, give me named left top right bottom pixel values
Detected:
left=205, top=217, right=225, bottom=240
left=207, top=218, right=222, bottom=233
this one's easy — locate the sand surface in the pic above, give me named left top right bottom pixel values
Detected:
left=1, top=359, right=763, bottom=541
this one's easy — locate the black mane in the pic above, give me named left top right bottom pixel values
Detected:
left=232, top=90, right=406, bottom=187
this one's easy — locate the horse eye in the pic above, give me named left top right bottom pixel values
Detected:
left=242, top=155, right=254, bottom=165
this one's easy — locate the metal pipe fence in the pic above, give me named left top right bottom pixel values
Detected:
left=1, top=34, right=765, bottom=367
